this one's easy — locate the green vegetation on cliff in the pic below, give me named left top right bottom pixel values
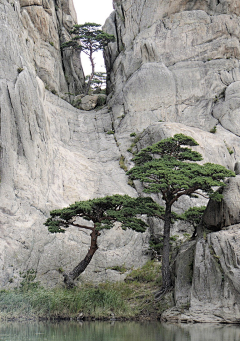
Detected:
left=128, top=133, right=235, bottom=296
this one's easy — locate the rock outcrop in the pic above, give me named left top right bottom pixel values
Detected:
left=202, top=175, right=240, bottom=230
left=18, top=0, right=84, bottom=95
left=162, top=224, right=240, bottom=323
left=104, top=1, right=240, bottom=160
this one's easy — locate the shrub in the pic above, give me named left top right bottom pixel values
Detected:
left=125, top=260, right=161, bottom=283
left=97, top=95, right=106, bottom=107
left=210, top=126, right=217, bottom=133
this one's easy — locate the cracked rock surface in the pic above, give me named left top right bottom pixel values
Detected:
left=103, top=0, right=240, bottom=322
left=0, top=0, right=149, bottom=288
left=1, top=0, right=240, bottom=322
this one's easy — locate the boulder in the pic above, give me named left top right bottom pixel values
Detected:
left=202, top=176, right=240, bottom=230
left=79, top=95, right=100, bottom=111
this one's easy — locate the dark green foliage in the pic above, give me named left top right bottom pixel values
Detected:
left=131, top=133, right=202, bottom=166
left=19, top=270, right=40, bottom=292
left=128, top=133, right=235, bottom=292
left=45, top=194, right=164, bottom=234
left=128, top=133, right=235, bottom=204
left=66, top=23, right=115, bottom=54
left=210, top=126, right=217, bottom=133
left=61, top=23, right=115, bottom=94
left=149, top=236, right=163, bottom=255
left=86, top=71, right=106, bottom=90
left=181, top=206, right=206, bottom=227
left=97, top=95, right=106, bottom=107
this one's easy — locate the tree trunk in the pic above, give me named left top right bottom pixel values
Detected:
left=155, top=204, right=172, bottom=299
left=63, top=227, right=100, bottom=288
left=85, top=47, right=95, bottom=95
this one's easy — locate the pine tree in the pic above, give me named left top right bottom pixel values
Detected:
left=127, top=134, right=235, bottom=296
left=45, top=195, right=163, bottom=288
left=181, top=206, right=207, bottom=238
left=86, top=72, right=106, bottom=92
left=61, top=23, right=115, bottom=95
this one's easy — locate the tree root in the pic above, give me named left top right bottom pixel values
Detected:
left=63, top=273, right=75, bottom=289
left=155, top=285, right=173, bottom=301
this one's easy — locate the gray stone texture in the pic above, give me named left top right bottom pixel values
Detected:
left=104, top=2, right=240, bottom=157
left=163, top=225, right=240, bottom=323
left=0, top=0, right=149, bottom=288
left=1, top=0, right=240, bottom=323
left=202, top=175, right=240, bottom=230
left=103, top=0, right=240, bottom=323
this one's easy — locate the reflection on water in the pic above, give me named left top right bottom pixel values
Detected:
left=0, top=321, right=240, bottom=341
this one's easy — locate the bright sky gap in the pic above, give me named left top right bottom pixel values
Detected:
left=72, top=0, right=114, bottom=75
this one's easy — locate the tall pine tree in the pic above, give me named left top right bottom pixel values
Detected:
left=127, top=134, right=235, bottom=296
left=61, top=23, right=115, bottom=94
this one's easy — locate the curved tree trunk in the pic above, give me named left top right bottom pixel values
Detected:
left=63, top=227, right=100, bottom=288
left=155, top=204, right=172, bottom=299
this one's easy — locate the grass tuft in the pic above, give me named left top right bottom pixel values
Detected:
left=0, top=261, right=172, bottom=321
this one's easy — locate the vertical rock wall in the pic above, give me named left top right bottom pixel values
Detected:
left=0, top=0, right=150, bottom=288
left=103, top=0, right=240, bottom=323
left=104, top=0, right=240, bottom=167
left=1, top=0, right=240, bottom=323
left=18, top=0, right=84, bottom=95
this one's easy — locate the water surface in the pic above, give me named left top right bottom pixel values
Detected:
left=1, top=321, right=240, bottom=341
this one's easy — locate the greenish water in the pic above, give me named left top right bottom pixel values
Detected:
left=0, top=321, right=240, bottom=341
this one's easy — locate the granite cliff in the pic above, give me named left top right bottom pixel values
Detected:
left=1, top=0, right=240, bottom=323
left=103, top=0, right=240, bottom=323
left=0, top=0, right=149, bottom=288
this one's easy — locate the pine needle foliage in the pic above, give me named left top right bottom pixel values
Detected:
left=61, top=23, right=115, bottom=94
left=45, top=194, right=164, bottom=233
left=127, top=133, right=235, bottom=294
left=128, top=133, right=235, bottom=204
left=44, top=195, right=164, bottom=287
left=181, top=205, right=207, bottom=238
left=181, top=206, right=206, bottom=227
left=61, top=23, right=115, bottom=54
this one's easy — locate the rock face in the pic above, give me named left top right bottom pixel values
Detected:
left=1, top=0, right=240, bottom=322
left=102, top=0, right=240, bottom=322
left=202, top=175, right=240, bottom=230
left=0, top=0, right=149, bottom=288
left=104, top=1, right=240, bottom=160
left=163, top=224, right=240, bottom=323
left=18, top=0, right=84, bottom=95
